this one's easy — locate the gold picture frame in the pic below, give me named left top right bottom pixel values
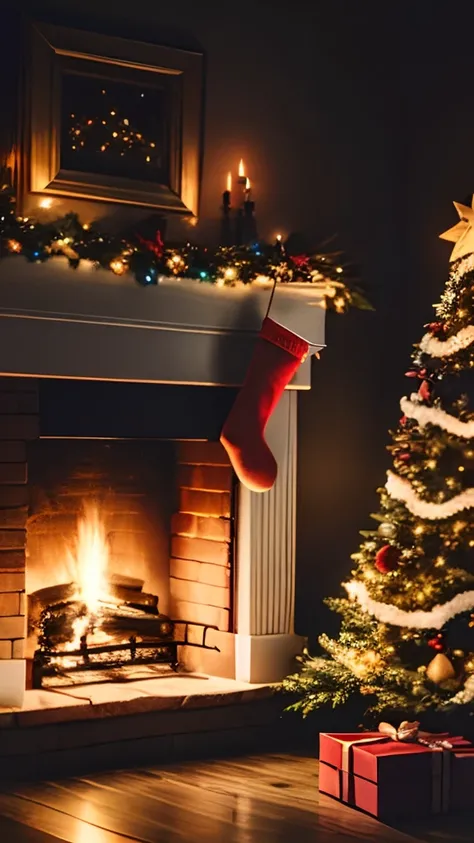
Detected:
left=20, top=21, right=203, bottom=216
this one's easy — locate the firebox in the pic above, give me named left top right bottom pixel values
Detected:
left=25, top=382, right=237, bottom=689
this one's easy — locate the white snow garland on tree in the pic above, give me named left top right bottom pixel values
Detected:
left=386, top=470, right=474, bottom=519
left=400, top=393, right=474, bottom=438
left=419, top=325, right=474, bottom=357
left=343, top=579, right=474, bottom=629
left=444, top=674, right=474, bottom=706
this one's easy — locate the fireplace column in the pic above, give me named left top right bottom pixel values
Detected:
left=0, top=378, right=39, bottom=707
left=235, top=391, right=304, bottom=684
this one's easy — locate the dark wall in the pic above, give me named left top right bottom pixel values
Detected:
left=18, top=0, right=470, bottom=642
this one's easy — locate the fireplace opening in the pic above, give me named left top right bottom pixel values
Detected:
left=25, top=437, right=234, bottom=688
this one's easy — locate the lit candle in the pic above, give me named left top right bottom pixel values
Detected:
left=244, top=177, right=251, bottom=202
left=238, top=159, right=246, bottom=185
left=274, top=233, right=285, bottom=257
left=223, top=172, right=232, bottom=210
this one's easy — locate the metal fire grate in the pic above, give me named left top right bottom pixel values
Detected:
left=29, top=576, right=220, bottom=689
left=33, top=619, right=220, bottom=688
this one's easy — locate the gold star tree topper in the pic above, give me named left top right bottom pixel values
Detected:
left=440, top=198, right=474, bottom=261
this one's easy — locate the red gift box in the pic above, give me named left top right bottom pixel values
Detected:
left=319, top=731, right=474, bottom=819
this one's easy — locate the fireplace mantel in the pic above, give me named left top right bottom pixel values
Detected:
left=0, top=258, right=325, bottom=387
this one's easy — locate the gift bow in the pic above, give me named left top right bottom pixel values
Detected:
left=378, top=720, right=452, bottom=750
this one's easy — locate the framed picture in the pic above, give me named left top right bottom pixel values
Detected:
left=21, top=22, right=203, bottom=215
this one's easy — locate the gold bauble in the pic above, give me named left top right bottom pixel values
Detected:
left=426, top=653, right=456, bottom=684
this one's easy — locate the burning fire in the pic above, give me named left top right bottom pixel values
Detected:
left=66, top=503, right=111, bottom=649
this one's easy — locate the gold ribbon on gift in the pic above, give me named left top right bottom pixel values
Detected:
left=378, top=720, right=453, bottom=750
left=340, top=735, right=389, bottom=802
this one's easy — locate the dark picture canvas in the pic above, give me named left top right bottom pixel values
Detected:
left=60, top=74, right=169, bottom=184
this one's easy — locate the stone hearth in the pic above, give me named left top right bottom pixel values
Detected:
left=0, top=674, right=286, bottom=780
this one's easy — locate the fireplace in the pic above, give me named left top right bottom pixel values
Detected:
left=0, top=259, right=326, bottom=708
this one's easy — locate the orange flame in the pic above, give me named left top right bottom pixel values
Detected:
left=65, top=503, right=110, bottom=648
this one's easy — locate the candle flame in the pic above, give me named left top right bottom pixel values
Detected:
left=226, top=172, right=232, bottom=192
left=245, top=177, right=251, bottom=190
left=238, top=159, right=245, bottom=177
left=276, top=233, right=283, bottom=242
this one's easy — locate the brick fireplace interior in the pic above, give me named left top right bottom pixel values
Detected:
left=0, top=377, right=238, bottom=693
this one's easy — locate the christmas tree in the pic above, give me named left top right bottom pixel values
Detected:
left=284, top=197, right=474, bottom=723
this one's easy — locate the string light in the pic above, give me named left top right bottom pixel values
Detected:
left=0, top=193, right=359, bottom=301
left=453, top=520, right=467, bottom=534
left=110, top=259, right=127, bottom=275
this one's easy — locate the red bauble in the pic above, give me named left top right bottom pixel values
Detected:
left=428, top=635, right=444, bottom=652
left=375, top=544, right=400, bottom=574
left=427, top=321, right=445, bottom=337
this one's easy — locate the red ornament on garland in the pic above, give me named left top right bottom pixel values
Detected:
left=137, top=230, right=164, bottom=259
left=428, top=634, right=444, bottom=652
left=375, top=544, right=401, bottom=574
left=290, top=254, right=310, bottom=269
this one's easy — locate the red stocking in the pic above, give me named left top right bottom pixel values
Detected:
left=220, top=317, right=309, bottom=492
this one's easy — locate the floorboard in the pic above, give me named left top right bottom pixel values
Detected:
left=1, top=753, right=472, bottom=843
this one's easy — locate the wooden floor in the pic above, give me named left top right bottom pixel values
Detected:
left=0, top=753, right=472, bottom=843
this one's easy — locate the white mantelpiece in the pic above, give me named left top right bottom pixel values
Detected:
left=0, top=257, right=325, bottom=387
